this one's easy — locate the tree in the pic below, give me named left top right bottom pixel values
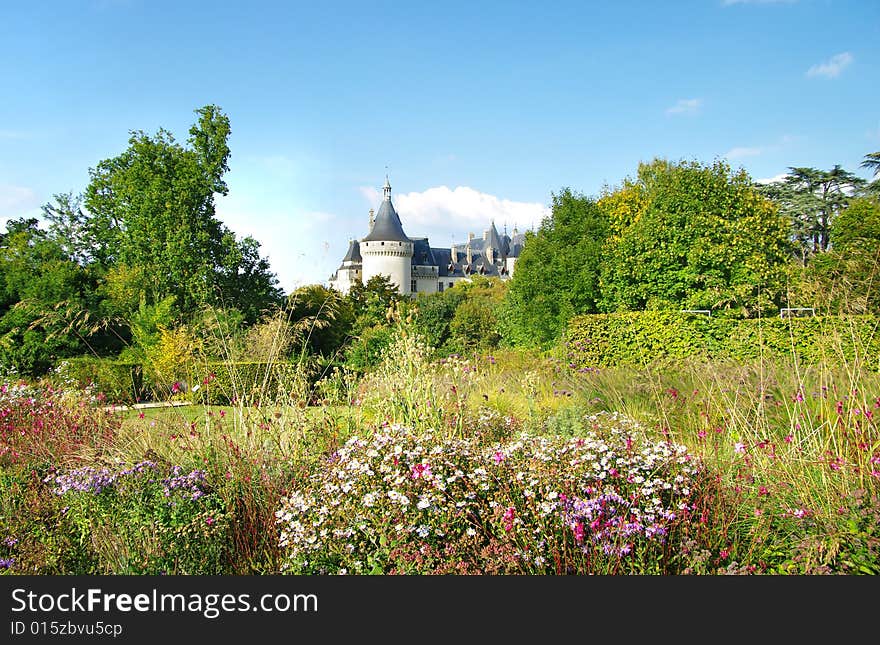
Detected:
left=0, top=218, right=99, bottom=374
left=83, top=105, right=282, bottom=322
left=599, top=158, right=792, bottom=316
left=789, top=197, right=880, bottom=315
left=346, top=274, right=403, bottom=334
left=285, top=284, right=354, bottom=358
left=861, top=152, right=880, bottom=178
left=500, top=188, right=609, bottom=347
left=756, top=165, right=866, bottom=260
left=863, top=152, right=880, bottom=197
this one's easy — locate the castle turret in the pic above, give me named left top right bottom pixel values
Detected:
left=360, top=176, right=414, bottom=295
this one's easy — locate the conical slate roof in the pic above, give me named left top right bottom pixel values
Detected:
left=362, top=182, right=410, bottom=243
left=342, top=239, right=362, bottom=263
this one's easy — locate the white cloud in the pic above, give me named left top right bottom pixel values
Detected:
left=806, top=52, right=853, bottom=79
left=665, top=98, right=702, bottom=116
left=724, top=146, right=766, bottom=159
left=359, top=185, right=549, bottom=241
left=723, top=134, right=800, bottom=162
left=0, top=184, right=40, bottom=218
left=754, top=172, right=789, bottom=185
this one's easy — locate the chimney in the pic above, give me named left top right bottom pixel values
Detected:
left=369, top=208, right=375, bottom=232
left=487, top=246, right=494, bottom=264
left=483, top=229, right=488, bottom=241
left=450, top=244, right=457, bottom=263
left=468, top=232, right=474, bottom=242
left=466, top=244, right=472, bottom=265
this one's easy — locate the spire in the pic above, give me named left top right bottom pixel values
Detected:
left=383, top=175, right=392, bottom=201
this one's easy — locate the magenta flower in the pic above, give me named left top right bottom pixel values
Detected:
left=493, top=451, right=505, bottom=465
left=503, top=507, right=516, bottom=532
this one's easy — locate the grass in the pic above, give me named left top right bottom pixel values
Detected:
left=2, top=328, right=879, bottom=575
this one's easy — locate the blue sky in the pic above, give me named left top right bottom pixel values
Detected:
left=2, top=0, right=878, bottom=292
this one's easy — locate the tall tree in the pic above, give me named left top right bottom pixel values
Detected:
left=83, top=105, right=282, bottom=322
left=599, top=159, right=792, bottom=316
left=0, top=218, right=100, bottom=374
left=499, top=188, right=609, bottom=347
left=861, top=152, right=880, bottom=177
left=756, top=165, right=866, bottom=260
left=863, top=151, right=880, bottom=197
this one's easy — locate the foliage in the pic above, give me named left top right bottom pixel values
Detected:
left=346, top=274, right=403, bottom=334
left=783, top=197, right=880, bottom=315
left=285, top=284, right=354, bottom=358
left=598, top=159, right=792, bottom=317
left=565, top=311, right=880, bottom=368
left=0, top=217, right=106, bottom=375
left=447, top=277, right=506, bottom=352
left=54, top=357, right=145, bottom=404
left=41, top=460, right=230, bottom=574
left=500, top=188, right=609, bottom=348
left=756, top=165, right=866, bottom=260
left=83, top=105, right=282, bottom=321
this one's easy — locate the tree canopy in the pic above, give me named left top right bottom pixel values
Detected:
left=84, top=105, right=282, bottom=321
left=597, top=159, right=792, bottom=317
left=500, top=188, right=609, bottom=347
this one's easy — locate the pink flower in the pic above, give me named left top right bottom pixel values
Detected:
left=734, top=442, right=746, bottom=454
left=573, top=521, right=584, bottom=543
left=411, top=463, right=432, bottom=479
left=784, top=434, right=793, bottom=444
left=205, top=517, right=215, bottom=526
left=171, top=382, right=181, bottom=394
left=493, top=451, right=505, bottom=465
left=503, top=507, right=516, bottom=532
left=697, top=429, right=707, bottom=440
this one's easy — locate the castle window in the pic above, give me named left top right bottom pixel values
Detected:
left=411, top=279, right=417, bottom=293
left=448, top=282, right=453, bottom=289
left=438, top=282, right=444, bottom=292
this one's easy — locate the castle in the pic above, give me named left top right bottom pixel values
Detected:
left=329, top=177, right=526, bottom=296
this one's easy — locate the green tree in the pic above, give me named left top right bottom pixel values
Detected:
left=500, top=188, right=609, bottom=347
left=0, top=218, right=100, bottom=374
left=447, top=276, right=506, bottom=352
left=756, top=165, right=866, bottom=260
left=83, top=105, right=282, bottom=321
left=862, top=152, right=880, bottom=197
left=286, top=284, right=355, bottom=358
left=599, top=158, right=792, bottom=317
left=790, top=197, right=880, bottom=314
left=346, top=274, right=403, bottom=334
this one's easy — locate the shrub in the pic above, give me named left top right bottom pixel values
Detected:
left=40, top=459, right=230, bottom=574
left=275, top=412, right=707, bottom=574
left=565, top=312, right=879, bottom=368
left=53, top=357, right=145, bottom=404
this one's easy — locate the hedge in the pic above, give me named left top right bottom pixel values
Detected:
left=565, top=312, right=880, bottom=368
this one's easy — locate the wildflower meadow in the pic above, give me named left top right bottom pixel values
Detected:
left=2, top=316, right=879, bottom=576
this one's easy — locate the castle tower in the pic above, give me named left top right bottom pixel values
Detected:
left=360, top=176, right=414, bottom=295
